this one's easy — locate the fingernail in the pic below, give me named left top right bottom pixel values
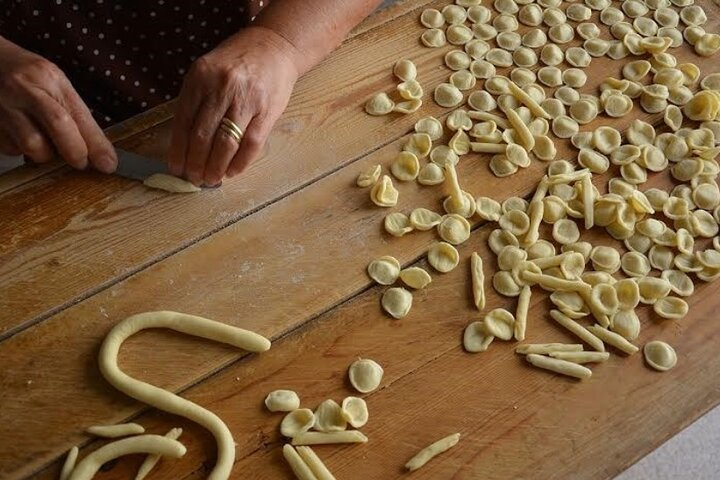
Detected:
left=95, top=155, right=116, bottom=174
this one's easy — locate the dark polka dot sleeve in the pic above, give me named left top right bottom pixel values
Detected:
left=1, top=0, right=270, bottom=127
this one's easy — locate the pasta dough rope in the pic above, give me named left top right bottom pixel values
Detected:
left=526, top=354, right=592, bottom=380
left=68, top=435, right=186, bottom=480
left=296, top=446, right=337, bottom=480
left=98, top=311, right=271, bottom=480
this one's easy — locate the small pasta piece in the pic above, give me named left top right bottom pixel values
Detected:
left=438, top=214, right=471, bottom=245
left=552, top=219, right=580, bottom=245
left=399, top=267, right=432, bottom=290
left=370, top=175, right=398, bottom=207
left=365, top=93, right=394, bottom=116
left=516, top=343, right=583, bottom=355
left=549, top=351, right=610, bottom=363
left=442, top=4, right=468, bottom=24
left=265, top=390, right=301, bottom=412
left=410, top=208, right=442, bottom=231
left=415, top=116, right=444, bottom=141
left=382, top=287, right=413, bottom=319
left=593, top=127, right=622, bottom=154
left=356, top=164, right=381, bottom=188
left=638, top=277, right=672, bottom=304
left=610, top=309, right=641, bottom=340
left=283, top=444, right=318, bottom=480
left=418, top=163, right=445, bottom=186
left=463, top=321, right=495, bottom=352
left=586, top=325, right=639, bottom=354
left=621, top=251, right=651, bottom=277
left=552, top=116, right=579, bottom=138
left=471, top=252, right=486, bottom=310
left=428, top=242, right=460, bottom=273
left=541, top=43, right=564, bottom=66
left=384, top=212, right=413, bottom=237
left=643, top=341, right=677, bottom=371
left=291, top=431, right=368, bottom=446
left=421, top=28, right=447, bottom=48
left=653, top=296, right=689, bottom=319
left=483, top=308, right=516, bottom=341
left=434, top=83, right=464, bottom=107
left=405, top=433, right=461, bottom=472
left=420, top=9, right=445, bottom=29
left=566, top=47, right=591, bottom=68
left=614, top=278, right=641, bottom=311
left=661, top=269, right=694, bottom=296
left=514, top=285, right=531, bottom=341
left=390, top=152, right=420, bottom=182
left=296, top=446, right=338, bottom=480
left=281, top=409, right=315, bottom=437
left=393, top=59, right=417, bottom=82
left=367, top=256, right=401, bottom=285
left=550, top=309, right=605, bottom=352
left=447, top=24, right=474, bottom=46
left=348, top=358, right=383, bottom=393
left=314, top=399, right=347, bottom=433
left=526, top=354, right=592, bottom=380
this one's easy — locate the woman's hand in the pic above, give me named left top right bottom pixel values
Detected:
left=168, top=26, right=300, bottom=186
left=0, top=38, right=116, bottom=172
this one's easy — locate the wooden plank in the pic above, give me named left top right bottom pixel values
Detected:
left=26, top=201, right=720, bottom=480
left=0, top=0, right=455, bottom=337
left=3, top=9, right=720, bottom=475
left=0, top=0, right=427, bottom=195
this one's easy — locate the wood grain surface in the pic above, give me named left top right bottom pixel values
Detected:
left=1, top=0, right=720, bottom=479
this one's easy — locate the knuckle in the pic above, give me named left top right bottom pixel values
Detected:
left=19, top=132, right=46, bottom=154
left=244, top=131, right=264, bottom=150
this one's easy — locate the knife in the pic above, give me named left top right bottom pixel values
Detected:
left=114, top=148, right=170, bottom=181
left=114, top=148, right=220, bottom=188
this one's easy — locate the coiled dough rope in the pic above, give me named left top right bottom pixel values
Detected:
left=98, top=311, right=271, bottom=480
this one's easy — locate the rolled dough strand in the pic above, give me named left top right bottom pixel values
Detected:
left=506, top=80, right=551, bottom=119
left=291, top=431, right=368, bottom=446
left=296, top=446, right=337, bottom=480
left=86, top=423, right=145, bottom=438
left=99, top=311, right=271, bottom=480
left=283, top=444, right=319, bottom=480
left=135, top=427, right=183, bottom=480
left=59, top=446, right=79, bottom=480
left=67, top=435, right=186, bottom=480
left=504, top=108, right=536, bottom=152
left=444, top=162, right=464, bottom=210
left=405, top=433, right=461, bottom=471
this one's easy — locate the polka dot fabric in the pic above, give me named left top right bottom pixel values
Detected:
left=1, top=0, right=269, bottom=127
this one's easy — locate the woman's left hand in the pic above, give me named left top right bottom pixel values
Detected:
left=168, top=26, right=300, bottom=186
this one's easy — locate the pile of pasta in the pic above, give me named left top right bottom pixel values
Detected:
left=360, top=0, right=720, bottom=379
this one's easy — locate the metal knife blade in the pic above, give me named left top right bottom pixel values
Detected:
left=114, top=148, right=170, bottom=182
left=114, top=148, right=221, bottom=188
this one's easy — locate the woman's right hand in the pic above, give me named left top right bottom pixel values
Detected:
left=0, top=37, right=116, bottom=172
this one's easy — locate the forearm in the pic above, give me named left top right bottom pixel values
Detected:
left=254, top=0, right=384, bottom=75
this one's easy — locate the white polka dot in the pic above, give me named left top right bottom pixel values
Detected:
left=106, top=18, right=113, bottom=24
left=120, top=74, right=126, bottom=81
left=200, top=21, right=207, bottom=27
left=149, top=88, right=156, bottom=93
left=81, top=27, right=87, bottom=34
left=93, top=49, right=99, bottom=55
left=32, top=9, right=39, bottom=16
left=72, top=4, right=79, bottom=11
left=259, top=0, right=264, bottom=6
left=43, top=33, right=50, bottom=39
left=104, top=116, right=111, bottom=122
left=56, top=0, right=62, bottom=4
left=150, top=11, right=156, bottom=17
left=60, top=39, right=66, bottom=45
left=89, top=66, right=95, bottom=72
left=178, top=68, right=186, bottom=74
left=142, top=67, right=148, bottom=73
left=141, top=101, right=148, bottom=108
left=125, top=60, right=132, bottom=66
left=98, top=33, right=104, bottom=39
left=251, top=15, right=256, bottom=21
left=105, top=70, right=111, bottom=76
left=77, top=45, right=83, bottom=51
left=212, top=7, right=219, bottom=12
left=164, top=94, right=172, bottom=100
left=174, top=27, right=181, bottom=33
left=134, top=80, right=140, bottom=86
left=66, top=22, right=72, bottom=28
left=188, top=14, right=194, bottom=20
left=109, top=54, right=115, bottom=60
left=128, top=96, right=133, bottom=102
left=173, top=5, right=180, bottom=11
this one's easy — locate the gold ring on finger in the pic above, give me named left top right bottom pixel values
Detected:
left=219, top=123, right=242, bottom=144
left=221, top=117, right=244, bottom=139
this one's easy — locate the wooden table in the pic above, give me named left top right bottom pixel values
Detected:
left=2, top=1, right=720, bottom=478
